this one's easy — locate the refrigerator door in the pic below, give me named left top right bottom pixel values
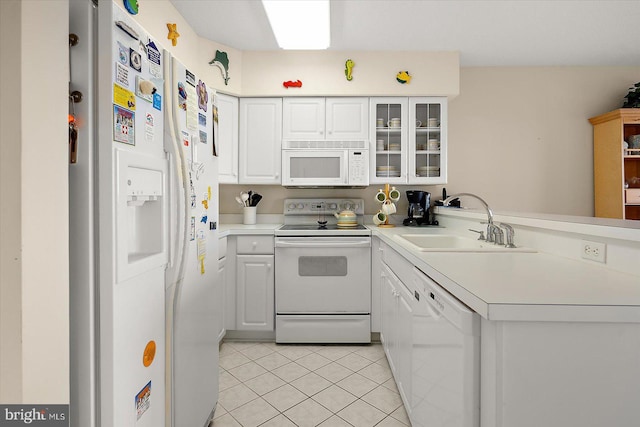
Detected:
left=164, top=52, right=220, bottom=427
left=70, top=2, right=168, bottom=426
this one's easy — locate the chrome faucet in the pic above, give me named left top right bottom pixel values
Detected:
left=442, top=193, right=516, bottom=247
left=443, top=193, right=495, bottom=241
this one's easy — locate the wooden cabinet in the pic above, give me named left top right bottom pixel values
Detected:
left=239, top=98, right=282, bottom=184
left=590, top=108, right=640, bottom=220
left=216, top=93, right=239, bottom=184
left=370, top=97, right=447, bottom=185
left=282, top=97, right=369, bottom=140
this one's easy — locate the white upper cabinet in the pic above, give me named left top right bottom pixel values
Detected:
left=325, top=98, right=369, bottom=140
left=370, top=97, right=447, bottom=185
left=283, top=98, right=325, bottom=139
left=283, top=97, right=369, bottom=140
left=408, top=97, right=447, bottom=185
left=239, top=98, right=283, bottom=184
left=216, top=93, right=239, bottom=184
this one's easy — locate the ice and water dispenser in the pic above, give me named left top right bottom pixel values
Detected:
left=116, top=152, right=168, bottom=282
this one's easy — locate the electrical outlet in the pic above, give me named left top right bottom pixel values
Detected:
left=581, top=240, right=606, bottom=263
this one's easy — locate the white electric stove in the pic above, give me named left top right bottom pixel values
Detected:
left=275, top=199, right=371, bottom=343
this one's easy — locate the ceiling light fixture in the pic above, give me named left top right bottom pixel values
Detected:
left=262, top=0, right=330, bottom=50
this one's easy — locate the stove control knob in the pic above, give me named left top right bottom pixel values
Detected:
left=328, top=203, right=337, bottom=210
left=296, top=203, right=304, bottom=210
left=344, top=202, right=353, bottom=210
left=287, top=203, right=296, bottom=210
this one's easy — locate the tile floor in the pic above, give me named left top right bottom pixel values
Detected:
left=211, top=341, right=411, bottom=427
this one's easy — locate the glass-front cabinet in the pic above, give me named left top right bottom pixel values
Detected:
left=370, top=97, right=447, bottom=185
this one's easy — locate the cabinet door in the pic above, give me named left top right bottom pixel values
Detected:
left=217, top=93, right=239, bottom=184
left=396, top=284, right=414, bottom=411
left=217, top=257, right=226, bottom=343
left=371, top=237, right=383, bottom=333
left=380, top=265, right=398, bottom=375
left=239, top=98, right=282, bottom=184
left=326, top=97, right=369, bottom=140
left=370, top=97, right=408, bottom=185
left=408, top=97, right=448, bottom=184
left=236, top=254, right=274, bottom=331
left=283, top=98, right=325, bottom=139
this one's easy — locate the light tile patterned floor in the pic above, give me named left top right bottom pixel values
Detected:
left=211, top=342, right=411, bottom=427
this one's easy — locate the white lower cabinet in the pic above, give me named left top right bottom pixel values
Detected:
left=236, top=254, right=274, bottom=331
left=380, top=262, right=413, bottom=415
left=216, top=257, right=227, bottom=343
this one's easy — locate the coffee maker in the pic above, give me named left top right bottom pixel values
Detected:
left=403, top=190, right=435, bottom=226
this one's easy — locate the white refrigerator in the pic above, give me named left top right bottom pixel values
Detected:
left=69, top=1, right=219, bottom=426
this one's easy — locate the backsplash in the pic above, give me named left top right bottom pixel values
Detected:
left=220, top=184, right=446, bottom=218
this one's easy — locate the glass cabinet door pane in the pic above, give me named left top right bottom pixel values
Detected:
left=374, top=102, right=403, bottom=180
left=414, top=102, right=442, bottom=179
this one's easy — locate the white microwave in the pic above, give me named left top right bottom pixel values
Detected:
left=282, top=140, right=369, bottom=187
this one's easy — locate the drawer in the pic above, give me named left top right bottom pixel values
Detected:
left=626, top=189, right=640, bottom=204
left=236, top=235, right=274, bottom=254
left=381, top=242, right=414, bottom=288
left=218, top=237, right=227, bottom=260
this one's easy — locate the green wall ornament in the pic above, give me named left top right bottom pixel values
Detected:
left=345, top=59, right=354, bottom=81
left=208, top=50, right=230, bottom=85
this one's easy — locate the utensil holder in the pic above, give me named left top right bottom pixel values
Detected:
left=243, top=206, right=257, bottom=225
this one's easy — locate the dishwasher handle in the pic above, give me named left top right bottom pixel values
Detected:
left=275, top=239, right=371, bottom=249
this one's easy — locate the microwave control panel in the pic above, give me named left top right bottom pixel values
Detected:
left=349, top=150, right=369, bottom=186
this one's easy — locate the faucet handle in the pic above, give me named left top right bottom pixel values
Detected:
left=468, top=229, right=485, bottom=241
left=496, top=222, right=516, bottom=248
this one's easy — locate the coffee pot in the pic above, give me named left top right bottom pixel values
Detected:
left=403, top=190, right=435, bottom=226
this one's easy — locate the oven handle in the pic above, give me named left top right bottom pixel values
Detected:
left=275, top=239, right=371, bottom=248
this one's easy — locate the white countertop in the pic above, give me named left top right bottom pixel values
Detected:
left=219, top=220, right=640, bottom=322
left=372, top=226, right=640, bottom=322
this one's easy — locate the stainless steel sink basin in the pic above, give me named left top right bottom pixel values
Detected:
left=393, top=234, right=536, bottom=252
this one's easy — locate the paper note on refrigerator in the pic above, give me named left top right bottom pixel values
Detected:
left=197, top=236, right=206, bottom=275
left=186, top=83, right=197, bottom=130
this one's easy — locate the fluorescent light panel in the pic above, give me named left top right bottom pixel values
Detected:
left=262, top=0, right=330, bottom=50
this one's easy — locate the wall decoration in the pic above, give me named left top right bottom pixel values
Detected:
left=123, top=0, right=139, bottom=15
left=208, top=50, right=230, bottom=86
left=197, top=80, right=208, bottom=111
left=283, top=80, right=303, bottom=89
left=396, top=71, right=411, bottom=84
left=345, top=59, right=354, bottom=81
left=166, top=23, right=180, bottom=46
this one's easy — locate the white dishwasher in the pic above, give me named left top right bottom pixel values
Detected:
left=411, top=267, right=480, bottom=427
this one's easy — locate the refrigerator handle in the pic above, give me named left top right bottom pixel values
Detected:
left=164, top=51, right=189, bottom=280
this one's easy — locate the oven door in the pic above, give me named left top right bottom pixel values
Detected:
left=275, top=237, right=371, bottom=313
left=282, top=150, right=348, bottom=186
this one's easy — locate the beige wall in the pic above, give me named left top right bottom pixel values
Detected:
left=220, top=66, right=640, bottom=218
left=0, top=0, right=69, bottom=403
left=0, top=0, right=24, bottom=403
left=240, top=51, right=459, bottom=97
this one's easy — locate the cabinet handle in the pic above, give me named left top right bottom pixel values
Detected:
left=252, top=242, right=257, bottom=248
left=267, top=263, right=272, bottom=269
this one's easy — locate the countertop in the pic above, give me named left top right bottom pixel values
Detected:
left=372, top=226, right=640, bottom=322
left=218, top=221, right=640, bottom=322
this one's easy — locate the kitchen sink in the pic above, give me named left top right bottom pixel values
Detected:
left=393, top=234, right=536, bottom=252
